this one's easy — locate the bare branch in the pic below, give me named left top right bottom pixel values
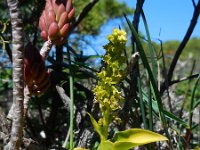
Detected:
left=160, top=0, right=200, bottom=94
left=169, top=73, right=199, bottom=86
left=132, top=0, right=145, bottom=32
left=131, top=0, right=145, bottom=54
left=192, top=0, right=197, bottom=8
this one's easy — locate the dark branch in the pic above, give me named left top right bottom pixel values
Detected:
left=132, top=0, right=145, bottom=32
left=131, top=0, right=145, bottom=53
left=192, top=0, right=197, bottom=8
left=160, top=0, right=200, bottom=94
left=169, top=73, right=199, bottom=86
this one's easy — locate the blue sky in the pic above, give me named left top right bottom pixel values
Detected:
left=121, top=0, right=200, bottom=41
left=84, top=0, right=200, bottom=55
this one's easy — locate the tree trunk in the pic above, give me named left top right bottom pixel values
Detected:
left=5, top=0, right=24, bottom=149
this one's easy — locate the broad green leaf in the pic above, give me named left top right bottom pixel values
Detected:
left=112, top=128, right=168, bottom=150
left=97, top=140, right=113, bottom=150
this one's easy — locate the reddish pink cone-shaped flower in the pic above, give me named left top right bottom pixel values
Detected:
left=39, top=0, right=75, bottom=45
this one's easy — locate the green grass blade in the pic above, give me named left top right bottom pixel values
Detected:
left=189, top=73, right=200, bottom=128
left=140, top=11, right=159, bottom=130
left=141, top=9, right=158, bottom=80
left=137, top=67, right=147, bottom=129
left=163, top=110, right=188, bottom=128
left=192, top=98, right=200, bottom=111
left=148, top=80, right=153, bottom=131
left=142, top=90, right=188, bottom=128
left=124, top=15, right=166, bottom=127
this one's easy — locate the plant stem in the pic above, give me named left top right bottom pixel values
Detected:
left=63, top=46, right=74, bottom=150
left=69, top=73, right=74, bottom=149
left=67, top=47, right=74, bottom=150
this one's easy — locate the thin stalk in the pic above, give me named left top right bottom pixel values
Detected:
left=159, top=39, right=172, bottom=111
left=189, top=73, right=200, bottom=128
left=137, top=66, right=147, bottom=129
left=141, top=9, right=161, bottom=131
left=62, top=126, right=70, bottom=148
left=69, top=62, right=74, bottom=149
left=141, top=9, right=157, bottom=80
left=67, top=47, right=74, bottom=149
left=179, top=60, right=196, bottom=118
left=148, top=79, right=153, bottom=131
left=147, top=81, right=153, bottom=150
left=199, top=105, right=200, bottom=146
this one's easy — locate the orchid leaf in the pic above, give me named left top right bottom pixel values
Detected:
left=97, top=140, right=113, bottom=150
left=112, top=128, right=168, bottom=150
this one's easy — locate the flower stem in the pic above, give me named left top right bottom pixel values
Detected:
left=63, top=46, right=74, bottom=150
left=67, top=46, right=74, bottom=149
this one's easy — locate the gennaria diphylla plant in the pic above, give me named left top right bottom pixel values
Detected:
left=23, top=0, right=75, bottom=111
left=92, top=28, right=127, bottom=141
left=83, top=29, right=168, bottom=150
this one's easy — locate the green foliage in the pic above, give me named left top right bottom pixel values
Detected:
left=89, top=28, right=168, bottom=150
left=98, top=129, right=167, bottom=150
left=0, top=1, right=9, bottom=20
left=74, top=0, right=133, bottom=35
left=1, top=0, right=200, bottom=149
left=87, top=112, right=106, bottom=142
left=0, top=68, right=12, bottom=92
left=91, top=28, right=127, bottom=142
left=125, top=15, right=167, bottom=129
left=97, top=140, right=113, bottom=150
left=94, top=28, right=127, bottom=111
left=163, top=38, right=200, bottom=60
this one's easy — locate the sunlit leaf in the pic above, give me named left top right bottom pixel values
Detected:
left=97, top=140, right=113, bottom=150
left=112, top=128, right=168, bottom=150
left=87, top=112, right=105, bottom=141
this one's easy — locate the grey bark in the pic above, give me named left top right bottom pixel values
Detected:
left=5, top=0, right=24, bottom=149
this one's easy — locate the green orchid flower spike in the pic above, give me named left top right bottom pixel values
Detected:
left=93, top=28, right=127, bottom=139
left=87, top=28, right=168, bottom=150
